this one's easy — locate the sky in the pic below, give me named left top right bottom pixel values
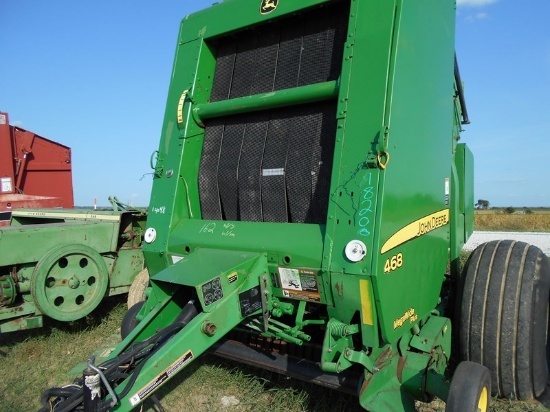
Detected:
left=1, top=0, right=549, bottom=208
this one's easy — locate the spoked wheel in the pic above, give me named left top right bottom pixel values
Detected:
left=446, top=361, right=491, bottom=412
left=459, top=240, right=550, bottom=400
left=31, top=244, right=109, bottom=321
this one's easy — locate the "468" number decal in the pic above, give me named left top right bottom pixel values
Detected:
left=384, top=252, right=403, bottom=273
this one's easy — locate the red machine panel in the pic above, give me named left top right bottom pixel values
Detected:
left=0, top=112, right=74, bottom=222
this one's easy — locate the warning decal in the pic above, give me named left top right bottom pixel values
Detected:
left=1, top=177, right=13, bottom=193
left=278, top=268, right=321, bottom=302
left=129, top=350, right=194, bottom=406
left=227, top=271, right=238, bottom=284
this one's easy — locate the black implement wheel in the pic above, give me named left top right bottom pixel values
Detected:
left=459, top=240, right=550, bottom=400
left=446, top=361, right=491, bottom=412
left=121, top=300, right=145, bottom=339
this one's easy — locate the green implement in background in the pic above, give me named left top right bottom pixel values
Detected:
left=0, top=205, right=146, bottom=332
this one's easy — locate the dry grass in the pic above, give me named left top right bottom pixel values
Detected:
left=475, top=210, right=550, bottom=232
left=2, top=297, right=548, bottom=412
left=0, top=297, right=127, bottom=412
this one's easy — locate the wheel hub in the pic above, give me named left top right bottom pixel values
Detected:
left=31, top=245, right=109, bottom=321
left=0, top=275, right=16, bottom=306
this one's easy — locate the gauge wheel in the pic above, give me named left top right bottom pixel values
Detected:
left=127, top=268, right=149, bottom=309
left=121, top=300, right=145, bottom=339
left=31, top=244, right=109, bottom=322
left=446, top=361, right=491, bottom=412
left=459, top=240, right=550, bottom=400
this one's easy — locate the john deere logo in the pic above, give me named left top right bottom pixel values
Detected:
left=260, top=0, right=278, bottom=14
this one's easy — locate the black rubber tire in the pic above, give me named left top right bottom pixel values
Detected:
left=446, top=361, right=491, bottom=412
left=459, top=240, right=550, bottom=400
left=121, top=300, right=145, bottom=340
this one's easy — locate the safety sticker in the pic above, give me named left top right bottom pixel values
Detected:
left=227, top=271, right=238, bottom=284
left=129, top=350, right=194, bottom=406
left=278, top=268, right=320, bottom=302
left=1, top=177, right=13, bottom=193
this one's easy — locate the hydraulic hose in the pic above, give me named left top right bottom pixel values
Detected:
left=114, top=300, right=199, bottom=402
left=39, top=300, right=199, bottom=412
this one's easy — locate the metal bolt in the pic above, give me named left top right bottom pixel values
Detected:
left=68, top=276, right=80, bottom=289
left=202, top=322, right=217, bottom=337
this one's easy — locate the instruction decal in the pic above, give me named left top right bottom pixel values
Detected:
left=1, top=177, right=13, bottom=193
left=129, top=350, right=194, bottom=406
left=239, top=286, right=262, bottom=317
left=278, top=268, right=320, bottom=302
left=202, top=277, right=223, bottom=306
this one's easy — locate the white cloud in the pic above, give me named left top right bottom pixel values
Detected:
left=466, top=12, right=489, bottom=22
left=457, top=0, right=499, bottom=6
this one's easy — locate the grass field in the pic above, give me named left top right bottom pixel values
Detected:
left=474, top=209, right=550, bottom=232
left=1, top=211, right=549, bottom=411
left=1, top=296, right=548, bottom=412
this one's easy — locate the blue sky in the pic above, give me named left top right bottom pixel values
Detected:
left=1, top=0, right=549, bottom=208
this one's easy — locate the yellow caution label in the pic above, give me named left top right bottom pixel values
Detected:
left=227, top=271, right=238, bottom=284
left=359, top=279, right=374, bottom=325
left=381, top=209, right=449, bottom=254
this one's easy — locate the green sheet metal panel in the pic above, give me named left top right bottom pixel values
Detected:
left=0, top=221, right=119, bottom=266
left=371, top=0, right=457, bottom=343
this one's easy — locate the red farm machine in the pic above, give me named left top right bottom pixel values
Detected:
left=0, top=111, right=73, bottom=225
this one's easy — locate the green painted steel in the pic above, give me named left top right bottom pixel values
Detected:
left=0, top=208, right=146, bottom=331
left=192, top=80, right=340, bottom=124
left=41, top=1, right=478, bottom=411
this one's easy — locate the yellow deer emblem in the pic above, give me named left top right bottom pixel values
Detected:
left=260, top=0, right=278, bottom=14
